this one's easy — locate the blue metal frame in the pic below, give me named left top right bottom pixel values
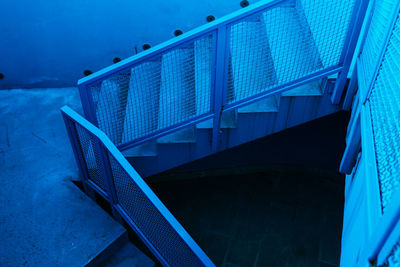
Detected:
left=361, top=0, right=400, bottom=104
left=331, top=0, right=370, bottom=104
left=365, top=189, right=400, bottom=265
left=62, top=113, right=97, bottom=199
left=212, top=25, right=229, bottom=152
left=61, top=106, right=215, bottom=267
left=222, top=66, right=343, bottom=113
left=360, top=103, right=382, bottom=236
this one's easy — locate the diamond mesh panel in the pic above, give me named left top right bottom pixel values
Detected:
left=88, top=34, right=214, bottom=146
left=381, top=240, right=400, bottom=266
left=74, top=123, right=106, bottom=192
left=226, top=0, right=355, bottom=104
left=108, top=155, right=204, bottom=266
left=369, top=12, right=400, bottom=212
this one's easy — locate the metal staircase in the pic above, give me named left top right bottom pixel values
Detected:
left=63, top=0, right=370, bottom=265
left=76, top=0, right=366, bottom=178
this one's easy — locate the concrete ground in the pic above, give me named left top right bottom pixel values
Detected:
left=0, top=88, right=152, bottom=266
left=151, top=165, right=344, bottom=267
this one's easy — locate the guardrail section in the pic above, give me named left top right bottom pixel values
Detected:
left=61, top=106, right=215, bottom=267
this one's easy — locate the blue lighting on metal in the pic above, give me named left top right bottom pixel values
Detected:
left=59, top=0, right=400, bottom=265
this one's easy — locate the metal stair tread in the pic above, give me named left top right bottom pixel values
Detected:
left=122, top=61, right=161, bottom=145
left=262, top=6, right=323, bottom=85
left=238, top=96, right=279, bottom=113
left=97, top=78, right=125, bottom=144
left=122, top=141, right=157, bottom=157
left=196, top=111, right=237, bottom=129
left=281, top=80, right=323, bottom=96
left=157, top=126, right=196, bottom=143
left=230, top=20, right=278, bottom=105
left=158, top=48, right=197, bottom=144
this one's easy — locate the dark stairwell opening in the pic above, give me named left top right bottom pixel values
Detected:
left=145, top=111, right=350, bottom=266
left=74, top=111, right=350, bottom=266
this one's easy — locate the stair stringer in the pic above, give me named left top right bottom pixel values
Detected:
left=126, top=82, right=342, bottom=178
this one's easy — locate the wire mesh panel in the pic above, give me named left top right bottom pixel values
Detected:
left=62, top=106, right=214, bottom=266
left=108, top=154, right=210, bottom=266
left=91, top=73, right=131, bottom=146
left=87, top=34, right=215, bottom=147
left=74, top=123, right=107, bottom=193
left=369, top=12, right=400, bottom=213
left=381, top=240, right=400, bottom=266
left=226, top=0, right=355, bottom=104
left=358, top=0, right=399, bottom=94
left=297, top=0, right=356, bottom=68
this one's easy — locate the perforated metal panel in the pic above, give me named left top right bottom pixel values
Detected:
left=226, top=0, right=355, bottom=104
left=88, top=34, right=214, bottom=146
left=108, top=154, right=205, bottom=266
left=62, top=106, right=214, bottom=266
left=369, top=11, right=400, bottom=212
left=358, top=0, right=399, bottom=93
left=74, top=123, right=106, bottom=192
left=381, top=241, right=400, bottom=266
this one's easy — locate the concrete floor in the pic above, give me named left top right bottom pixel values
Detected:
left=0, top=88, right=151, bottom=266
left=150, top=166, right=344, bottom=267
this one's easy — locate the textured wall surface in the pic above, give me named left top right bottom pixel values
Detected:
left=0, top=0, right=254, bottom=89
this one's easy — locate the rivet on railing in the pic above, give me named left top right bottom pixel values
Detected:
left=206, top=15, right=215, bottom=22
left=142, top=44, right=151, bottom=50
left=83, top=70, right=93, bottom=76
left=240, top=0, right=249, bottom=8
left=174, top=29, right=183, bottom=36
left=113, top=57, right=121, bottom=63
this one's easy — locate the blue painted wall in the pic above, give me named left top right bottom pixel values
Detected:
left=1, top=0, right=252, bottom=89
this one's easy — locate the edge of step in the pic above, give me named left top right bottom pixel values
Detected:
left=196, top=111, right=237, bottom=129
left=281, top=80, right=323, bottom=97
left=157, top=126, right=196, bottom=143
left=122, top=141, right=158, bottom=157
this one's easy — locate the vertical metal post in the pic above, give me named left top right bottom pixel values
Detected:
left=331, top=0, right=370, bottom=104
left=61, top=113, right=96, bottom=199
left=95, top=140, right=124, bottom=223
left=212, top=25, right=229, bottom=152
left=78, top=84, right=99, bottom=127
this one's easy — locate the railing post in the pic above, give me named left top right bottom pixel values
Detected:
left=212, top=25, right=229, bottom=152
left=78, top=84, right=99, bottom=127
left=95, top=141, right=124, bottom=223
left=331, top=0, right=370, bottom=104
left=61, top=112, right=96, bottom=200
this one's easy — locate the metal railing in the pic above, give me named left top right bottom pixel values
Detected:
left=61, top=106, right=215, bottom=267
left=77, top=0, right=367, bottom=153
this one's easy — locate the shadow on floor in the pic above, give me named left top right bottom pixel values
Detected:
left=150, top=166, right=344, bottom=267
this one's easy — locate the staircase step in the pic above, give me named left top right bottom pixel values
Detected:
left=159, top=48, right=196, bottom=130
left=262, top=6, right=322, bottom=85
left=230, top=21, right=277, bottom=104
left=196, top=111, right=237, bottom=129
left=97, top=78, right=126, bottom=144
left=122, top=141, right=157, bottom=157
left=122, top=61, right=161, bottom=144
left=281, top=80, right=323, bottom=96
left=238, top=96, right=279, bottom=113
left=195, top=36, right=213, bottom=116
left=296, top=0, right=353, bottom=67
left=157, top=126, right=196, bottom=143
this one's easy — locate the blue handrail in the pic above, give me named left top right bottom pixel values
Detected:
left=77, top=0, right=287, bottom=87
left=61, top=105, right=215, bottom=267
left=77, top=0, right=366, bottom=153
